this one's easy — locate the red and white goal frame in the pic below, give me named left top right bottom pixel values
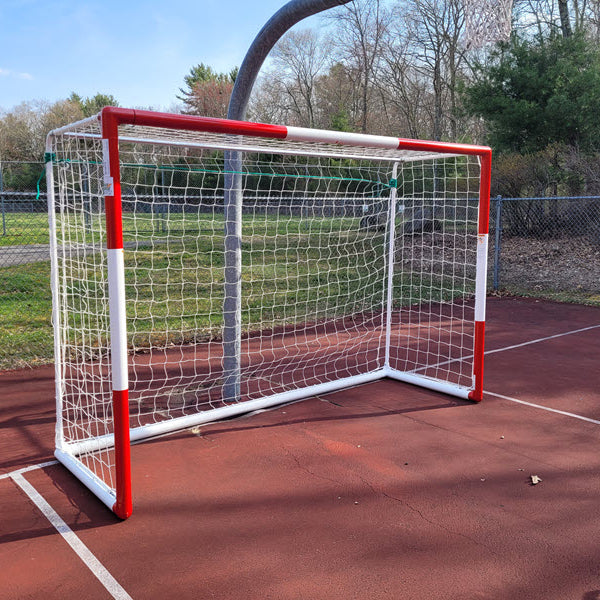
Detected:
left=46, top=107, right=491, bottom=518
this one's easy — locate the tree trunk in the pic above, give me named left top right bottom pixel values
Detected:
left=558, top=0, right=572, bottom=37
left=362, top=71, right=369, bottom=133
left=432, top=59, right=443, bottom=141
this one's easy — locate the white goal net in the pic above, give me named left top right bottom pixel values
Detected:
left=46, top=110, right=490, bottom=516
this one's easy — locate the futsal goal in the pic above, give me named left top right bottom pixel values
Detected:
left=46, top=107, right=491, bottom=518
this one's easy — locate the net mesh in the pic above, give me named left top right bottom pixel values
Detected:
left=390, top=160, right=479, bottom=385
left=48, top=116, right=482, bottom=499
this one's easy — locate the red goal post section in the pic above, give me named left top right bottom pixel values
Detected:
left=99, top=107, right=490, bottom=518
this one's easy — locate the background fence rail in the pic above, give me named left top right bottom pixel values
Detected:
left=1, top=162, right=599, bottom=302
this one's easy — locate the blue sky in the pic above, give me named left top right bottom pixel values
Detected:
left=0, top=0, right=328, bottom=111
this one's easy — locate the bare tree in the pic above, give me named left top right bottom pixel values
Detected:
left=0, top=100, right=84, bottom=161
left=512, top=0, right=597, bottom=37
left=0, top=104, right=39, bottom=161
left=315, top=61, right=361, bottom=130
left=328, top=0, right=387, bottom=132
left=400, top=0, right=467, bottom=140
left=267, top=29, right=332, bottom=128
left=248, top=77, right=285, bottom=124
left=587, top=0, right=600, bottom=40
left=248, top=0, right=482, bottom=140
left=558, top=0, right=573, bottom=34
left=377, top=28, right=432, bottom=138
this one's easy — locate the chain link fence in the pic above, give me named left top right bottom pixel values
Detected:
left=490, top=196, right=600, bottom=302
left=1, top=161, right=599, bottom=303
left=0, top=161, right=49, bottom=266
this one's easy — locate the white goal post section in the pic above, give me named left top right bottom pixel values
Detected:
left=46, top=107, right=491, bottom=518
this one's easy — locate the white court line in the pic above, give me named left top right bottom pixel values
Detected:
left=0, top=460, right=58, bottom=481
left=10, top=472, right=132, bottom=600
left=411, top=323, right=600, bottom=373
left=484, top=323, right=600, bottom=356
left=485, top=391, right=600, bottom=426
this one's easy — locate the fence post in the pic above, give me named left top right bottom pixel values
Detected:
left=0, top=161, right=5, bottom=236
left=83, top=164, right=91, bottom=233
left=493, top=195, right=502, bottom=291
left=161, top=169, right=166, bottom=233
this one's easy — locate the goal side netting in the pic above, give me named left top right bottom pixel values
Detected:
left=46, top=108, right=491, bottom=518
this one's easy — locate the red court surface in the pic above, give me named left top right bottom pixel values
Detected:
left=1, top=296, right=600, bottom=599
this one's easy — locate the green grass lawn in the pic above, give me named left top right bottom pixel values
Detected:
left=0, top=261, right=53, bottom=369
left=0, top=212, right=478, bottom=370
left=0, top=210, right=366, bottom=246
left=0, top=212, right=49, bottom=246
left=63, top=217, right=390, bottom=356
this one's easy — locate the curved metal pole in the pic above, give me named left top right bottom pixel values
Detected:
left=223, top=0, right=351, bottom=403
left=228, top=0, right=351, bottom=121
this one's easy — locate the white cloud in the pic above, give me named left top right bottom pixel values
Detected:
left=0, top=67, right=33, bottom=80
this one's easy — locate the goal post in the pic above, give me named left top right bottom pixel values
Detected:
left=46, top=107, right=491, bottom=518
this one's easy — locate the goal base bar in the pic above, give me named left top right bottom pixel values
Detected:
left=384, top=368, right=473, bottom=399
left=57, top=368, right=475, bottom=518
left=62, top=369, right=475, bottom=459
left=54, top=448, right=118, bottom=515
left=62, top=370, right=388, bottom=457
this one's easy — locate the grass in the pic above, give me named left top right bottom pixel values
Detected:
left=118, top=222, right=387, bottom=350
left=0, top=211, right=363, bottom=246
left=0, top=212, right=49, bottom=246
left=0, top=261, right=53, bottom=369
left=0, top=212, right=479, bottom=370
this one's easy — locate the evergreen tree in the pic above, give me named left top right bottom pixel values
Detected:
left=69, top=92, right=119, bottom=117
left=462, top=33, right=600, bottom=154
left=177, top=63, right=238, bottom=115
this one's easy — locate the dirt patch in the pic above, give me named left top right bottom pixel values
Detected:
left=394, top=232, right=600, bottom=300
left=498, top=236, right=600, bottom=294
left=395, top=232, right=475, bottom=280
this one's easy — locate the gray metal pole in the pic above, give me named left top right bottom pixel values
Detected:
left=222, top=0, right=351, bottom=403
left=161, top=169, right=166, bottom=233
left=0, top=162, right=5, bottom=236
left=222, top=152, right=243, bottom=403
left=227, top=0, right=351, bottom=122
left=493, top=196, right=502, bottom=291
left=83, top=165, right=91, bottom=233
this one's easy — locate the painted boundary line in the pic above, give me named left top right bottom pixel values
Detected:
left=0, top=460, right=58, bottom=481
left=414, top=323, right=600, bottom=373
left=483, top=323, right=600, bottom=356
left=10, top=472, right=132, bottom=600
left=482, top=323, right=600, bottom=425
left=484, top=391, right=600, bottom=426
